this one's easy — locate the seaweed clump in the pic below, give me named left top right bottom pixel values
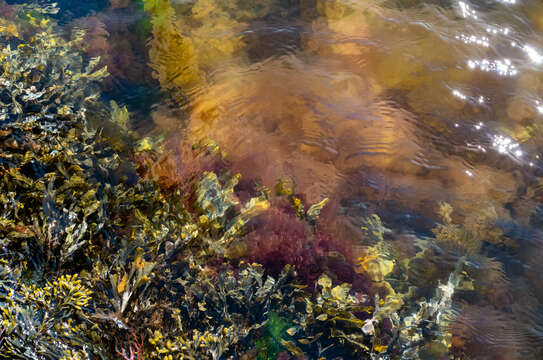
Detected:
left=0, top=273, right=96, bottom=359
left=0, top=29, right=113, bottom=272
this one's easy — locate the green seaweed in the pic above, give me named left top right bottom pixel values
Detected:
left=256, top=312, right=291, bottom=360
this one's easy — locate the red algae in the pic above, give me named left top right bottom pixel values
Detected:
left=243, top=199, right=366, bottom=289
left=245, top=205, right=320, bottom=281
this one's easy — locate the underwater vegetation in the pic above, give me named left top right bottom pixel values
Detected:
left=4, top=1, right=543, bottom=359
left=143, top=0, right=295, bottom=93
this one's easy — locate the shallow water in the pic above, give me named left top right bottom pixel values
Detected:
left=5, top=0, right=543, bottom=358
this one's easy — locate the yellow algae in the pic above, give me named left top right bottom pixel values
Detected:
left=306, top=0, right=478, bottom=128
left=145, top=0, right=201, bottom=89
left=145, top=0, right=284, bottom=91
left=186, top=2, right=245, bottom=71
left=434, top=221, right=481, bottom=254
left=432, top=201, right=512, bottom=254
left=190, top=28, right=242, bottom=68
left=357, top=247, right=395, bottom=282
left=0, top=18, right=18, bottom=38
left=316, top=0, right=352, bottom=20
left=367, top=30, right=470, bottom=94
left=464, top=205, right=510, bottom=247
left=438, top=202, right=453, bottom=225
